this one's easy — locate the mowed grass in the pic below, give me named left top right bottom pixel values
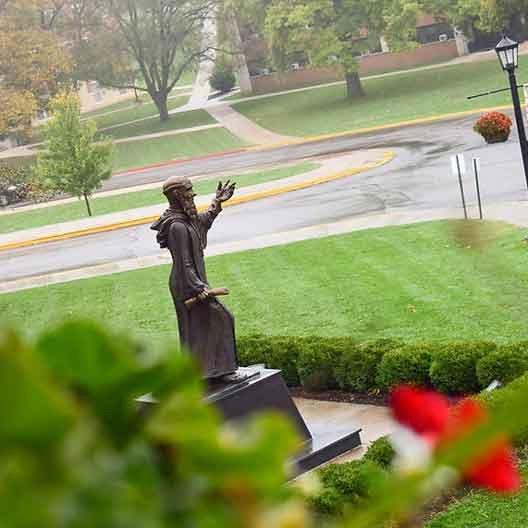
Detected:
left=93, top=95, right=188, bottom=131
left=0, top=161, right=318, bottom=233
left=103, top=109, right=215, bottom=140
left=2, top=221, right=527, bottom=348
left=112, top=127, right=247, bottom=171
left=426, top=466, right=528, bottom=528
left=233, top=60, right=528, bottom=136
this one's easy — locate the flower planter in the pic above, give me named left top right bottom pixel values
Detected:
left=474, top=112, right=512, bottom=145
left=484, top=135, right=509, bottom=144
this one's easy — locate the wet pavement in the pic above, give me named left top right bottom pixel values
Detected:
left=2, top=113, right=528, bottom=283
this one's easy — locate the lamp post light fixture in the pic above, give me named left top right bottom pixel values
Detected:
left=495, top=35, right=528, bottom=189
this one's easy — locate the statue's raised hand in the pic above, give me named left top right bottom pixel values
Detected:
left=216, top=180, right=236, bottom=203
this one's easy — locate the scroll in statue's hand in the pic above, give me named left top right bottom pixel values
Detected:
left=185, top=287, right=230, bottom=309
left=216, top=180, right=236, bottom=203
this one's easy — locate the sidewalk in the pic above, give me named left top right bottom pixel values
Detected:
left=2, top=198, right=527, bottom=295
left=206, top=105, right=294, bottom=145
left=0, top=149, right=393, bottom=251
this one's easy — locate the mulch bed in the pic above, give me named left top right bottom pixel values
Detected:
left=289, top=387, right=389, bottom=406
left=289, top=387, right=468, bottom=407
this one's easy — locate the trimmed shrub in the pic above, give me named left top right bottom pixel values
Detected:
left=310, top=460, right=387, bottom=515
left=363, top=436, right=395, bottom=469
left=430, top=341, right=496, bottom=395
left=296, top=337, right=345, bottom=391
left=335, top=339, right=404, bottom=392
left=376, top=343, right=436, bottom=390
left=237, top=334, right=301, bottom=385
left=210, top=62, right=236, bottom=93
left=477, top=342, right=528, bottom=388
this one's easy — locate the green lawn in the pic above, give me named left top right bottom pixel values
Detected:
left=93, top=95, right=188, bottom=131
left=0, top=161, right=318, bottom=233
left=233, top=60, right=528, bottom=136
left=112, top=127, right=247, bottom=172
left=103, top=109, right=215, bottom=140
left=2, top=221, right=528, bottom=348
left=426, top=466, right=528, bottom=527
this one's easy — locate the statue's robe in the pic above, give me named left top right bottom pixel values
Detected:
left=151, top=202, right=237, bottom=378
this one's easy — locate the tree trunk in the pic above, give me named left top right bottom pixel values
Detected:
left=345, top=71, right=365, bottom=99
left=83, top=192, right=92, bottom=216
left=153, top=93, right=170, bottom=122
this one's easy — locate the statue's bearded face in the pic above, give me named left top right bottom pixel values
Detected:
left=178, top=185, right=198, bottom=220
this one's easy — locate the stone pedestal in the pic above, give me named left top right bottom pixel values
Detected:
left=207, top=366, right=362, bottom=474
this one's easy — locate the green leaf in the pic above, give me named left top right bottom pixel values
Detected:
left=0, top=328, right=76, bottom=448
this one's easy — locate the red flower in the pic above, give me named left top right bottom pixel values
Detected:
left=390, top=386, right=521, bottom=493
left=465, top=440, right=520, bottom=492
left=390, top=386, right=450, bottom=442
left=446, top=398, right=520, bottom=493
left=474, top=111, right=512, bottom=140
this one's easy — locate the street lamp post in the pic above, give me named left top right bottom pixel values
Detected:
left=495, top=35, right=528, bottom=189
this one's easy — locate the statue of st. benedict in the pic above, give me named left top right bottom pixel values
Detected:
left=151, top=176, right=241, bottom=381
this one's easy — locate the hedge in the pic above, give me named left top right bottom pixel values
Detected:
left=430, top=341, right=496, bottom=395
left=363, top=436, right=395, bottom=469
left=376, top=343, right=436, bottom=390
left=310, top=460, right=387, bottom=515
left=477, top=342, right=528, bottom=387
left=335, top=339, right=403, bottom=392
left=237, top=336, right=528, bottom=396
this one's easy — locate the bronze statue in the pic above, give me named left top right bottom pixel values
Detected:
left=151, top=176, right=244, bottom=382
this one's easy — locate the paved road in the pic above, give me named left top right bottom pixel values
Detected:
left=3, top=114, right=528, bottom=282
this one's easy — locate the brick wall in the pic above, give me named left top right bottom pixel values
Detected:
left=249, top=40, right=459, bottom=94
left=358, top=39, right=459, bottom=75
left=250, top=68, right=343, bottom=94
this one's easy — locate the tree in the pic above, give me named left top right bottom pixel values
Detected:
left=264, top=0, right=424, bottom=98
left=265, top=0, right=370, bottom=98
left=79, top=0, right=214, bottom=122
left=0, top=0, right=72, bottom=138
left=35, top=92, right=113, bottom=216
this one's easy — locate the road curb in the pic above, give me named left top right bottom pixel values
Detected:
left=0, top=151, right=394, bottom=252
left=242, top=104, right=513, bottom=153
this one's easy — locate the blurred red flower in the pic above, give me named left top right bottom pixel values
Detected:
left=390, top=386, right=520, bottom=493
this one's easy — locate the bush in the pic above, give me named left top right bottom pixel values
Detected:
left=310, top=460, right=387, bottom=515
left=477, top=343, right=528, bottom=387
left=0, top=163, right=30, bottom=204
left=473, top=111, right=512, bottom=142
left=335, top=339, right=404, bottom=392
left=296, top=337, right=347, bottom=391
left=376, top=343, right=436, bottom=390
left=210, top=62, right=236, bottom=93
left=430, top=341, right=496, bottom=395
left=237, top=334, right=301, bottom=385
left=363, top=436, right=395, bottom=469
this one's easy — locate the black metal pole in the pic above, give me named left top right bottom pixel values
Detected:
left=456, top=155, right=468, bottom=219
left=473, top=158, right=483, bottom=220
left=507, top=68, right=528, bottom=189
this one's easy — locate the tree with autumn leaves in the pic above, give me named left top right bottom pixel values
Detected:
left=0, top=0, right=71, bottom=139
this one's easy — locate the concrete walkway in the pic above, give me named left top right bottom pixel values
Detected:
left=2, top=197, right=527, bottom=295
left=207, top=104, right=295, bottom=145
left=112, top=123, right=222, bottom=144
left=294, top=399, right=394, bottom=462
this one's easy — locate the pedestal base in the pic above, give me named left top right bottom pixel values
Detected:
left=207, top=367, right=362, bottom=474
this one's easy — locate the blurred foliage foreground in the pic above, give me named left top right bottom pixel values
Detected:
left=2, top=320, right=528, bottom=528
